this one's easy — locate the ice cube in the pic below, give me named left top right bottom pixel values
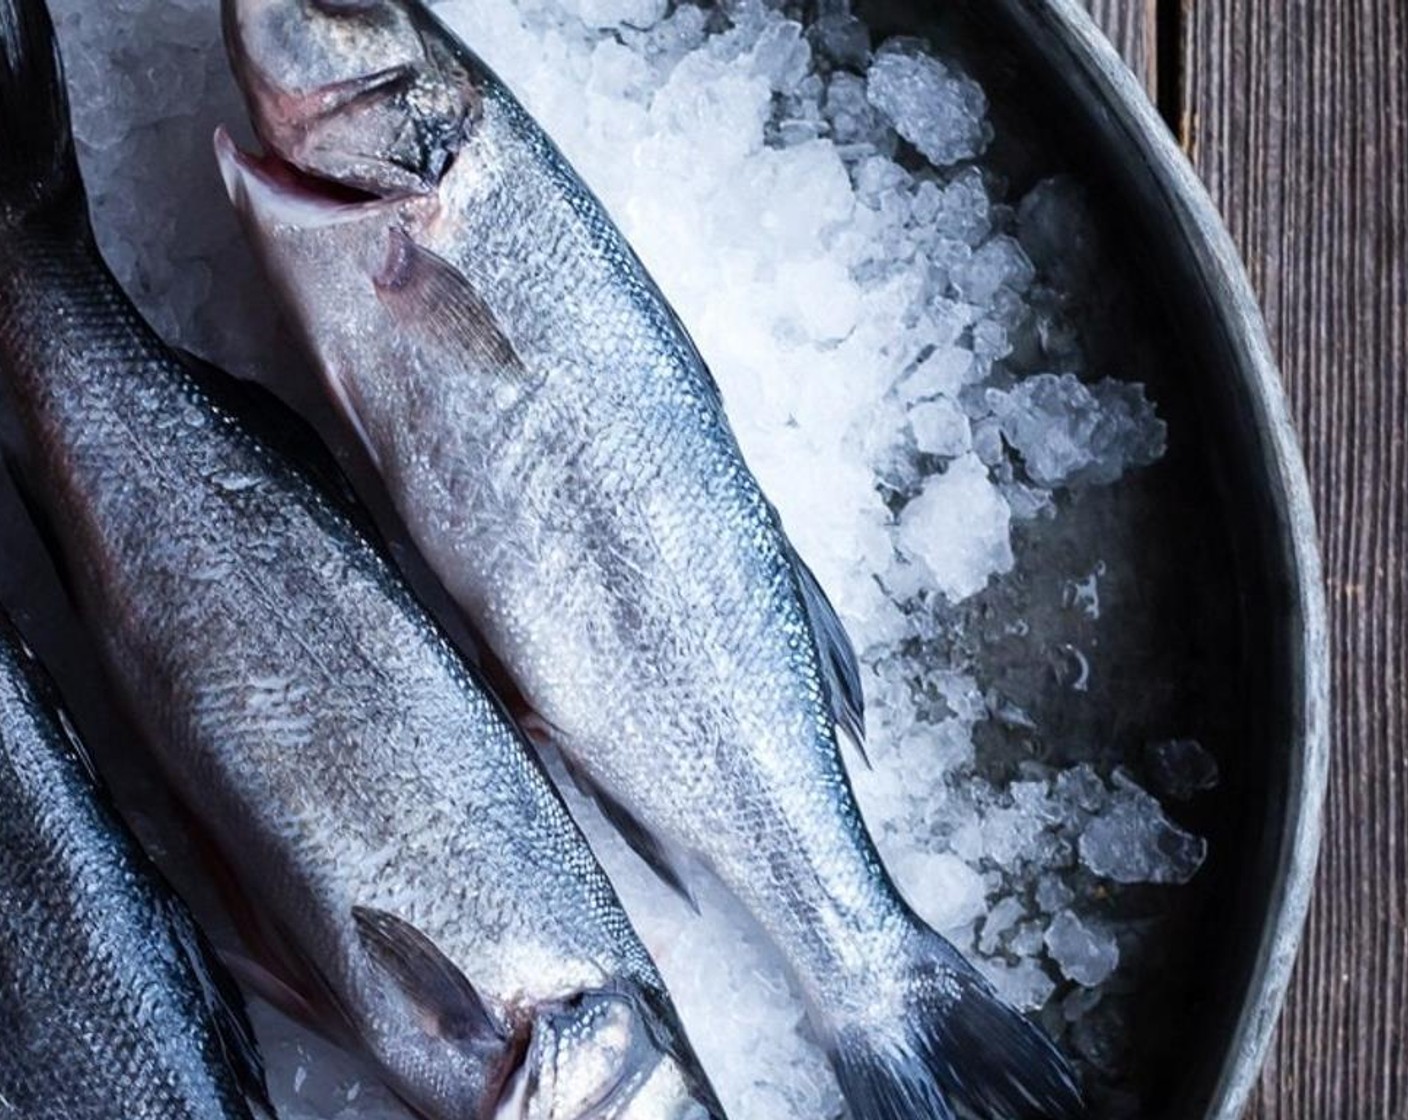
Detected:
left=987, top=373, right=1168, bottom=488
left=889, top=848, right=988, bottom=933
left=908, top=395, right=971, bottom=457
left=977, top=956, right=1057, bottom=1012
left=1079, top=775, right=1208, bottom=885
left=865, top=43, right=989, bottom=167
left=897, top=453, right=1014, bottom=602
left=1044, top=911, right=1120, bottom=988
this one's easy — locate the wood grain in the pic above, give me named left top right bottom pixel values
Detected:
left=1182, top=4, right=1408, bottom=1117
left=1089, top=1, right=1408, bottom=1116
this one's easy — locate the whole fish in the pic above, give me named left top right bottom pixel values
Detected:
left=0, top=608, right=269, bottom=1120
left=217, top=3, right=1084, bottom=1119
left=0, top=3, right=720, bottom=1118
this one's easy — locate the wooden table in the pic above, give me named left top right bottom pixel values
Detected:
left=1083, top=3, right=1407, bottom=1116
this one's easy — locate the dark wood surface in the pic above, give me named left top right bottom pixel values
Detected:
left=1086, top=2, right=1408, bottom=1117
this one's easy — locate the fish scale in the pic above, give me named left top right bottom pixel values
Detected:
left=0, top=1, right=723, bottom=1116
left=219, top=1, right=1085, bottom=1117
left=0, top=612, right=266, bottom=1120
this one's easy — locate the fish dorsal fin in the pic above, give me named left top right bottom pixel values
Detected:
left=791, top=550, right=867, bottom=758
left=352, top=906, right=504, bottom=1046
left=162, top=896, right=274, bottom=1116
left=175, top=349, right=388, bottom=547
left=374, top=229, right=527, bottom=378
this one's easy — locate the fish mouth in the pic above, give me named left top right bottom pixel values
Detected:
left=214, top=125, right=410, bottom=230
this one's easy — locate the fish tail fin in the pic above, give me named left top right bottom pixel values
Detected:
left=829, top=927, right=1084, bottom=1120
left=0, top=0, right=83, bottom=231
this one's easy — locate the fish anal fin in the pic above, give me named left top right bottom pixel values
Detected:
left=373, top=229, right=527, bottom=379
left=162, top=899, right=274, bottom=1116
left=220, top=949, right=318, bottom=1025
left=166, top=796, right=356, bottom=1051
left=352, top=906, right=504, bottom=1049
left=562, top=759, right=699, bottom=914
left=792, top=551, right=868, bottom=757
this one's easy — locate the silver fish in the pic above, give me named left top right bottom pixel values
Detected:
left=0, top=3, right=719, bottom=1118
left=0, top=607, right=269, bottom=1120
left=217, top=3, right=1084, bottom=1119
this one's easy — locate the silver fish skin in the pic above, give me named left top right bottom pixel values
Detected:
left=0, top=609, right=269, bottom=1120
left=217, top=3, right=1084, bottom=1119
left=0, top=3, right=720, bottom=1119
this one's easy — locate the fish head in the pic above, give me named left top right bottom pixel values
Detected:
left=221, top=0, right=479, bottom=197
left=495, top=990, right=725, bottom=1120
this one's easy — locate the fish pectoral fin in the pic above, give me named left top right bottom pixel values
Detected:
left=162, top=900, right=275, bottom=1116
left=564, top=762, right=700, bottom=914
left=373, top=229, right=528, bottom=380
left=352, top=906, right=505, bottom=1047
left=791, top=547, right=868, bottom=762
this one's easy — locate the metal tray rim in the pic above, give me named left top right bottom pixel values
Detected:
left=1014, top=3, right=1331, bottom=1116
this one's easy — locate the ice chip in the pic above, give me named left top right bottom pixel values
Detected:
left=908, top=395, right=971, bottom=457
left=1009, top=919, right=1045, bottom=958
left=935, top=166, right=993, bottom=246
left=976, top=956, right=1057, bottom=1013
left=889, top=849, right=988, bottom=933
left=897, top=453, right=1013, bottom=602
left=971, top=318, right=1010, bottom=364
left=1061, top=985, right=1102, bottom=1023
left=748, top=20, right=812, bottom=94
left=905, top=344, right=975, bottom=399
left=1044, top=911, right=1120, bottom=988
left=813, top=13, right=871, bottom=69
left=1018, top=175, right=1100, bottom=290
left=987, top=373, right=1168, bottom=488
left=1054, top=763, right=1109, bottom=816
left=1035, top=873, right=1075, bottom=915
left=978, top=895, right=1025, bottom=953
left=952, top=235, right=1035, bottom=304
left=865, top=44, right=989, bottom=166
left=1078, top=775, right=1208, bottom=885
left=970, top=415, right=1006, bottom=467
left=825, top=71, right=890, bottom=147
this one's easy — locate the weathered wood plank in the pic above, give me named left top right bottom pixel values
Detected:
left=1084, top=0, right=1158, bottom=97
left=1180, top=2, right=1408, bottom=1117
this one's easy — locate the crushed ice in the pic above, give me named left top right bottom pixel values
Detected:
left=45, top=0, right=1211, bottom=1115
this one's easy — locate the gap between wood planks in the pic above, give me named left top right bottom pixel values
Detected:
left=1086, top=0, right=1188, bottom=145
left=1155, top=0, right=1184, bottom=142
